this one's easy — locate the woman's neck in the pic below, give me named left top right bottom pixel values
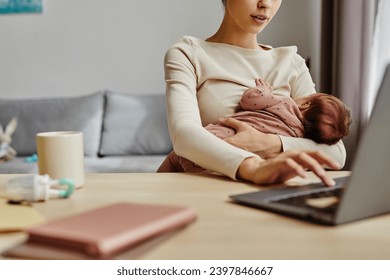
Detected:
left=207, top=19, right=261, bottom=50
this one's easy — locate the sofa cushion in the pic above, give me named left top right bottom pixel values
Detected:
left=0, top=92, right=104, bottom=156
left=99, top=92, right=172, bottom=156
left=0, top=155, right=166, bottom=174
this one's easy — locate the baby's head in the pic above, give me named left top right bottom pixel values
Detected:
left=295, top=93, right=352, bottom=145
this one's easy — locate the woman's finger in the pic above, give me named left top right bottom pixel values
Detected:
left=285, top=158, right=307, bottom=178
left=293, top=152, right=335, bottom=186
left=307, top=150, right=341, bottom=170
left=282, top=150, right=336, bottom=186
left=219, top=117, right=249, bottom=131
left=293, top=151, right=325, bottom=174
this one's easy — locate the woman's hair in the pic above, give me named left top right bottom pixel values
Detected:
left=300, top=93, right=352, bottom=145
left=222, top=0, right=226, bottom=6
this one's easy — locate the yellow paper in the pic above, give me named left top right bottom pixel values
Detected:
left=0, top=198, right=45, bottom=233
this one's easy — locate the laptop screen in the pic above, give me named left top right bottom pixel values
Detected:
left=335, top=64, right=390, bottom=224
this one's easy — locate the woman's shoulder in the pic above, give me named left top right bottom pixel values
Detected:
left=168, top=36, right=205, bottom=50
left=270, top=45, right=307, bottom=68
left=164, top=36, right=204, bottom=60
left=270, top=45, right=299, bottom=57
left=258, top=44, right=306, bottom=65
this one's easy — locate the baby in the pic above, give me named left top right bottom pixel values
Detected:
left=158, top=79, right=352, bottom=173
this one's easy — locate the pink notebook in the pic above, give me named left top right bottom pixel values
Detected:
left=24, top=202, right=197, bottom=258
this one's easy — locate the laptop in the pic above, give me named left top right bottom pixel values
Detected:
left=230, top=64, right=390, bottom=225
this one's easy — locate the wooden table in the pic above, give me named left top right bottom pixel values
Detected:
left=1, top=172, right=389, bottom=260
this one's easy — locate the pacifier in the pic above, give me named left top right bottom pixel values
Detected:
left=5, top=174, right=75, bottom=202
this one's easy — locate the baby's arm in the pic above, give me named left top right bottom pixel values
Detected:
left=239, top=79, right=282, bottom=111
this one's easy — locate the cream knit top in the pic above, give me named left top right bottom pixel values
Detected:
left=164, top=36, right=346, bottom=180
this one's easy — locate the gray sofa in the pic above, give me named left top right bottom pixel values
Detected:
left=0, top=91, right=172, bottom=174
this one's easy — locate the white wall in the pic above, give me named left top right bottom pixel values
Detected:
left=0, top=0, right=321, bottom=98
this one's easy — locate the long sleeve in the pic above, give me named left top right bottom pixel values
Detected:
left=164, top=39, right=257, bottom=180
left=279, top=136, right=346, bottom=167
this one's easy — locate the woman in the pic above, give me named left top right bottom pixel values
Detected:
left=160, top=0, right=344, bottom=186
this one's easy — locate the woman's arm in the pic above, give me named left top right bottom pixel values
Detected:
left=219, top=117, right=346, bottom=168
left=237, top=150, right=340, bottom=187
left=219, top=117, right=282, bottom=158
left=279, top=136, right=346, bottom=168
left=164, top=38, right=257, bottom=180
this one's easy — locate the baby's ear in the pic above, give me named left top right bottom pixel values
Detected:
left=5, top=118, right=17, bottom=136
left=299, top=102, right=311, bottom=110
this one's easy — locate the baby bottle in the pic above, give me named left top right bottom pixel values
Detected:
left=5, top=174, right=74, bottom=202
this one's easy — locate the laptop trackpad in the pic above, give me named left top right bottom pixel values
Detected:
left=305, top=196, right=339, bottom=209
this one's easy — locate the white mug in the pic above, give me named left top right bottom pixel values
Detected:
left=36, top=131, right=84, bottom=189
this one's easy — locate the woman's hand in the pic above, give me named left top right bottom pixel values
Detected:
left=219, top=117, right=282, bottom=158
left=237, top=150, right=340, bottom=187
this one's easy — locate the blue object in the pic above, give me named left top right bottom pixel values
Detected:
left=58, top=178, right=75, bottom=198
left=0, top=0, right=43, bottom=14
left=24, top=153, right=38, bottom=163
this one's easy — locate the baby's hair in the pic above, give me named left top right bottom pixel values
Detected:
left=301, top=93, right=352, bottom=145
